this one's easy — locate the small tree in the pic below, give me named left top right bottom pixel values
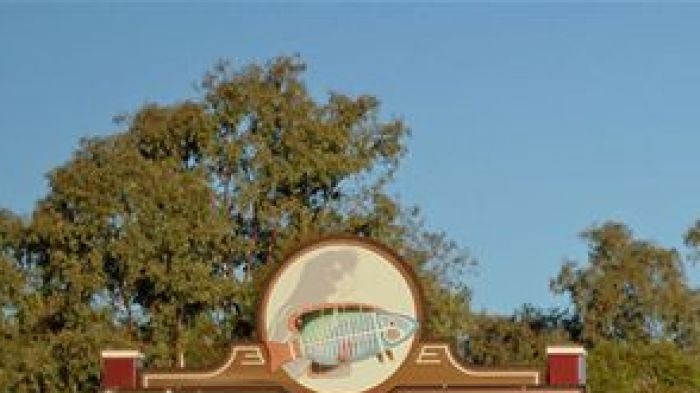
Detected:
left=551, top=222, right=695, bottom=346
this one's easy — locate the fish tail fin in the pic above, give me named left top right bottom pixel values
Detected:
left=265, top=341, right=294, bottom=372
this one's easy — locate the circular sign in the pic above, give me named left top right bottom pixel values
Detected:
left=260, top=237, right=422, bottom=393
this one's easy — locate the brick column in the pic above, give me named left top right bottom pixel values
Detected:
left=100, top=350, right=144, bottom=391
left=546, top=345, right=586, bottom=386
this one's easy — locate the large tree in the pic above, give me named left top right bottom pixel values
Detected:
left=0, top=57, right=473, bottom=393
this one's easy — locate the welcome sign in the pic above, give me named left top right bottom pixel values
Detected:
left=100, top=237, right=586, bottom=393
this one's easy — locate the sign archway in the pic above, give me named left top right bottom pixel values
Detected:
left=101, top=236, right=585, bottom=393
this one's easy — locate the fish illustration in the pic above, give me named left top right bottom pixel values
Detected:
left=266, top=303, right=418, bottom=377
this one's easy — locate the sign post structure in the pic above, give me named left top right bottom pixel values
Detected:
left=101, top=236, right=586, bottom=393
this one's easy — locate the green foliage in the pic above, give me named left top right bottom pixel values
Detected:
left=549, top=222, right=700, bottom=393
left=588, top=341, right=700, bottom=393
left=464, top=305, right=571, bottom=367
left=0, top=56, right=473, bottom=392
left=6, top=55, right=698, bottom=393
left=551, top=222, right=695, bottom=347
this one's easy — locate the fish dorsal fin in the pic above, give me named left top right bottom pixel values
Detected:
left=290, top=303, right=381, bottom=332
left=293, top=303, right=378, bottom=322
left=302, top=302, right=378, bottom=315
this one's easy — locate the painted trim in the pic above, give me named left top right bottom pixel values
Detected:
left=142, top=345, right=265, bottom=388
left=101, top=350, right=143, bottom=359
left=546, top=346, right=586, bottom=355
left=418, top=344, right=541, bottom=385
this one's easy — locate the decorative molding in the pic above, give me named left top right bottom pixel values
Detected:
left=416, top=346, right=442, bottom=365
left=240, top=347, right=266, bottom=366
left=546, top=346, right=586, bottom=355
left=100, top=237, right=583, bottom=393
left=100, top=350, right=143, bottom=359
left=415, top=344, right=540, bottom=385
left=142, top=345, right=268, bottom=388
left=136, top=342, right=549, bottom=391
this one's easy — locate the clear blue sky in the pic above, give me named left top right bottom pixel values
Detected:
left=2, top=3, right=700, bottom=313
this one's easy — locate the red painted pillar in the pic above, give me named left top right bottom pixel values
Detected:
left=100, top=350, right=144, bottom=391
left=547, top=345, right=586, bottom=386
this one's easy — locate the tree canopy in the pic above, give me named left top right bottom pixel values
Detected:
left=1, top=57, right=699, bottom=393
left=550, top=223, right=699, bottom=393
left=0, top=57, right=473, bottom=393
left=552, top=222, right=695, bottom=347
left=465, top=222, right=700, bottom=393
